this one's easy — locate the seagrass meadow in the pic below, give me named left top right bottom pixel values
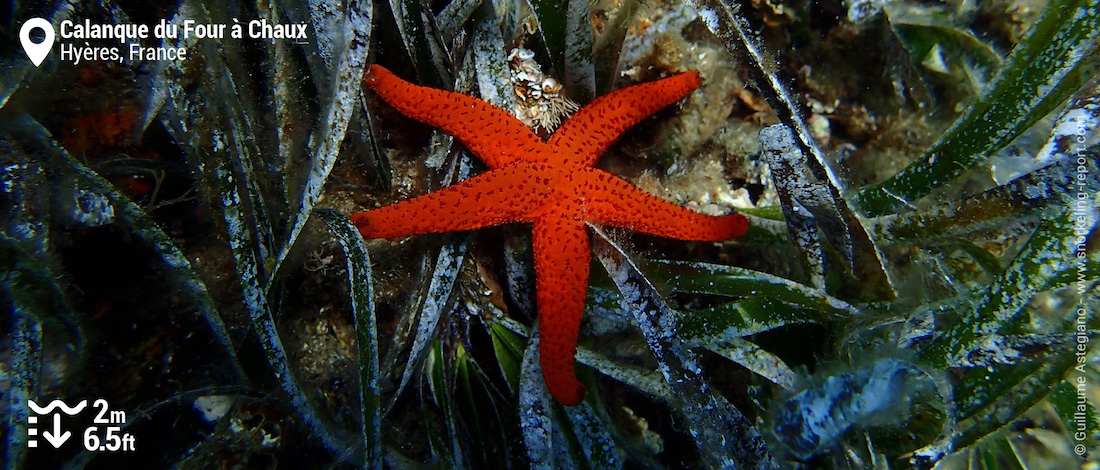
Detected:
left=1, top=0, right=1098, bottom=468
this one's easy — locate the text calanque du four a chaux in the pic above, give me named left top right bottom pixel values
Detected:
left=53, top=18, right=307, bottom=64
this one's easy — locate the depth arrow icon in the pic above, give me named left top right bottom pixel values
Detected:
left=42, top=414, right=71, bottom=448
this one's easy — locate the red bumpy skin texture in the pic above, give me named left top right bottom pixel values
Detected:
left=353, top=65, right=748, bottom=406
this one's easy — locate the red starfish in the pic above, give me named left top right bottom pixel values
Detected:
left=353, top=65, right=748, bottom=405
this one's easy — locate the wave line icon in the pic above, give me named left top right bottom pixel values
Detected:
left=28, top=399, right=88, bottom=415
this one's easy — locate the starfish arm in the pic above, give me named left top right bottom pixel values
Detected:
left=547, top=71, right=701, bottom=166
left=533, top=208, right=589, bottom=406
left=580, top=168, right=749, bottom=241
left=365, top=65, right=549, bottom=169
left=352, top=164, right=543, bottom=239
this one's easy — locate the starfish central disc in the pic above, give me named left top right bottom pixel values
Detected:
left=352, top=65, right=748, bottom=405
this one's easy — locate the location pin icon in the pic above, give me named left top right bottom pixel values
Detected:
left=20, top=18, right=55, bottom=67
